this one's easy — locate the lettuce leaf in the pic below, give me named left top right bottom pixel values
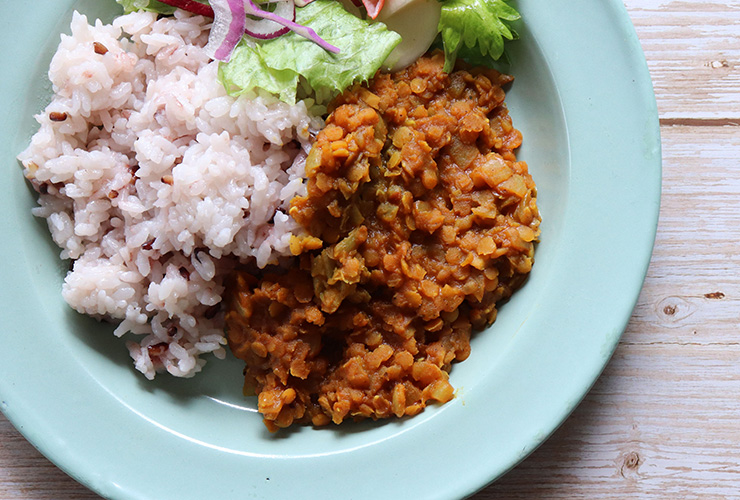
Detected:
left=220, top=0, right=401, bottom=104
left=221, top=47, right=300, bottom=104
left=438, top=0, right=519, bottom=72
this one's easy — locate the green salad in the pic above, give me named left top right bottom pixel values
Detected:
left=116, top=0, right=520, bottom=103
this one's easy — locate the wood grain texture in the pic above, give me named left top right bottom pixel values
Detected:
left=3, top=0, right=740, bottom=498
left=629, top=0, right=740, bottom=121
left=0, top=418, right=100, bottom=499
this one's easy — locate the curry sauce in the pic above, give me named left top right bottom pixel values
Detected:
left=225, top=52, right=541, bottom=431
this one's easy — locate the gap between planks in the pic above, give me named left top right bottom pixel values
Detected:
left=660, top=118, right=740, bottom=126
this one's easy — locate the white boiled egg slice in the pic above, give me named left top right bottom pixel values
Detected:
left=377, top=0, right=442, bottom=71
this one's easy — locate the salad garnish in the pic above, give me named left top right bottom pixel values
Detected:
left=362, top=0, right=385, bottom=18
left=116, top=0, right=520, bottom=102
left=220, top=0, right=401, bottom=103
left=438, top=0, right=519, bottom=72
left=206, top=0, right=339, bottom=62
left=118, top=0, right=214, bottom=16
left=204, top=0, right=247, bottom=61
left=242, top=0, right=294, bottom=40
left=242, top=0, right=340, bottom=53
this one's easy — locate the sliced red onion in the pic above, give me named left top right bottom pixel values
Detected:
left=293, top=0, right=316, bottom=6
left=244, top=0, right=340, bottom=53
left=244, top=0, right=293, bottom=40
left=204, top=0, right=247, bottom=62
left=204, top=0, right=340, bottom=61
left=155, top=0, right=215, bottom=17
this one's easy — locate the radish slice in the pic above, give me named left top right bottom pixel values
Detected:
left=244, top=0, right=341, bottom=53
left=362, top=0, right=385, bottom=18
left=155, top=0, right=215, bottom=17
left=204, top=0, right=247, bottom=62
left=244, top=0, right=293, bottom=40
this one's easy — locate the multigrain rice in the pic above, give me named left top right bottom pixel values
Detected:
left=18, top=10, right=323, bottom=379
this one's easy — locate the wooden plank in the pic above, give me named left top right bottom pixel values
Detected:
left=0, top=418, right=100, bottom=499
left=629, top=125, right=740, bottom=346
left=625, top=0, right=740, bottom=121
left=478, top=343, right=740, bottom=499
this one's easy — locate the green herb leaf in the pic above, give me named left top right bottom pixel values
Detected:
left=116, top=0, right=176, bottom=14
left=115, top=0, right=210, bottom=15
left=438, top=0, right=519, bottom=72
left=220, top=0, right=401, bottom=104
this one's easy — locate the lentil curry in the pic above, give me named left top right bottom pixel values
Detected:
left=225, top=52, right=541, bottom=431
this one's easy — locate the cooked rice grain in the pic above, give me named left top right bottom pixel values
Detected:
left=18, top=11, right=322, bottom=379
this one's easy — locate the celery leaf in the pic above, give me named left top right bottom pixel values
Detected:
left=438, top=0, right=519, bottom=72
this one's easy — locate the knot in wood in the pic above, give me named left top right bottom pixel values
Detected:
left=624, top=451, right=640, bottom=470
left=656, top=296, right=694, bottom=326
left=619, top=450, right=642, bottom=479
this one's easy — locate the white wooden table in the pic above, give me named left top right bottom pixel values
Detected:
left=2, top=0, right=739, bottom=497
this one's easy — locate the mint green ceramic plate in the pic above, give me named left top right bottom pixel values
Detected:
left=0, top=1, right=660, bottom=498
